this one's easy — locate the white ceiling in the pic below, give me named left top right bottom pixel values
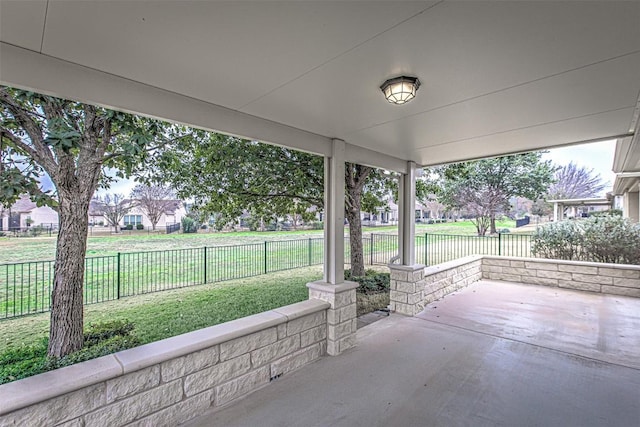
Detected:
left=1, top=0, right=639, bottom=168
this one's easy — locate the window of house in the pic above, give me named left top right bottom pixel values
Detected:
left=123, top=215, right=143, bottom=225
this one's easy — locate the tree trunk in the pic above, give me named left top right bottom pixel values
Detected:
left=48, top=192, right=90, bottom=358
left=345, top=191, right=365, bottom=277
left=490, top=214, right=497, bottom=234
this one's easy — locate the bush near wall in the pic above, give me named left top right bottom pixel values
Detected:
left=532, top=215, right=640, bottom=265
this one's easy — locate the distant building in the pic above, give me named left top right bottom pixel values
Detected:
left=0, top=195, right=59, bottom=231
left=88, top=198, right=187, bottom=230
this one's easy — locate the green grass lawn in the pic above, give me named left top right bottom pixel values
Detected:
left=0, top=219, right=517, bottom=263
left=1, top=266, right=322, bottom=352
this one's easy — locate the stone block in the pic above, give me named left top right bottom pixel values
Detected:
left=84, top=380, right=182, bottom=426
left=184, top=354, right=251, bottom=397
left=276, top=324, right=287, bottom=340
left=393, top=302, right=415, bottom=316
left=503, top=267, right=536, bottom=277
left=521, top=276, right=557, bottom=287
left=337, top=334, right=356, bottom=353
left=300, top=325, right=326, bottom=347
left=107, top=366, right=160, bottom=403
left=571, top=273, right=613, bottom=285
left=287, top=311, right=325, bottom=335
left=390, top=270, right=408, bottom=281
left=613, top=277, right=640, bottom=289
left=558, top=264, right=598, bottom=275
left=335, top=290, right=356, bottom=307
left=407, top=291, right=424, bottom=305
left=161, top=345, right=219, bottom=382
left=601, top=286, right=640, bottom=298
left=271, top=343, right=323, bottom=377
left=216, top=366, right=270, bottom=406
left=396, top=281, right=417, bottom=293
left=390, top=290, right=408, bottom=304
left=338, top=303, right=357, bottom=322
left=219, top=328, right=277, bottom=361
left=483, top=259, right=511, bottom=267
left=558, top=280, right=601, bottom=293
left=525, top=261, right=558, bottom=271
left=389, top=280, right=398, bottom=290
left=327, top=321, right=354, bottom=341
left=510, top=260, right=525, bottom=268
left=489, top=272, right=522, bottom=282
left=411, top=269, right=425, bottom=282
left=250, top=335, right=300, bottom=367
left=0, top=383, right=105, bottom=426
left=536, top=270, right=572, bottom=280
left=128, top=390, right=214, bottom=427
left=598, top=267, right=640, bottom=279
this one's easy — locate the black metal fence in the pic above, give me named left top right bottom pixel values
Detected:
left=0, top=232, right=533, bottom=320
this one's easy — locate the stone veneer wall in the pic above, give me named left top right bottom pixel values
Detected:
left=0, top=299, right=330, bottom=426
left=481, top=256, right=640, bottom=298
left=391, top=255, right=640, bottom=317
left=389, top=256, right=483, bottom=316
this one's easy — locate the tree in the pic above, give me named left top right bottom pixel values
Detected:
left=434, top=153, right=555, bottom=236
left=0, top=87, right=172, bottom=357
left=130, top=184, right=176, bottom=230
left=547, top=162, right=607, bottom=199
left=98, top=193, right=133, bottom=232
left=157, top=133, right=394, bottom=276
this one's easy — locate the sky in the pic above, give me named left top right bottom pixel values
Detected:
left=540, top=139, right=617, bottom=197
left=51, top=139, right=618, bottom=199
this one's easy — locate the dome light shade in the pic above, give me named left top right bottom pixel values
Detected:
left=380, top=76, right=420, bottom=105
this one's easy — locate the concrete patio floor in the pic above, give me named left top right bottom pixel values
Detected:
left=184, top=280, right=640, bottom=427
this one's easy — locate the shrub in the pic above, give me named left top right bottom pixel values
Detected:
left=125, top=224, right=134, bottom=230
left=136, top=224, right=144, bottom=230
left=0, top=320, right=138, bottom=384
left=531, top=215, right=640, bottom=264
left=181, top=217, right=198, bottom=233
left=28, top=225, right=46, bottom=237
left=345, top=269, right=390, bottom=295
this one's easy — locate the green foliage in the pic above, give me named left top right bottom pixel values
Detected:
left=125, top=224, right=134, bottom=230
left=345, top=269, right=390, bottom=295
left=432, top=153, right=555, bottom=236
left=532, top=216, right=640, bottom=264
left=136, top=224, right=144, bottom=230
left=589, top=209, right=622, bottom=218
left=181, top=217, right=198, bottom=233
left=0, top=320, right=138, bottom=384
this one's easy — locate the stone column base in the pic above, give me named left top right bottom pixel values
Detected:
left=388, top=263, right=426, bottom=316
left=307, top=280, right=359, bottom=356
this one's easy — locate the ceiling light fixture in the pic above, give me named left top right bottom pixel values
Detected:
left=380, top=76, right=420, bottom=105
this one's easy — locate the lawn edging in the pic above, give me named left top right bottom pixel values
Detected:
left=390, top=255, right=640, bottom=317
left=0, top=299, right=330, bottom=426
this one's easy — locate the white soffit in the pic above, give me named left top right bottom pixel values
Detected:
left=0, top=1, right=639, bottom=168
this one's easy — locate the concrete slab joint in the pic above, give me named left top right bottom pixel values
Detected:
left=307, top=280, right=359, bottom=356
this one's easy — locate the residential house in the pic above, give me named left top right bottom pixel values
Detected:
left=0, top=195, right=58, bottom=231
left=88, top=198, right=187, bottom=230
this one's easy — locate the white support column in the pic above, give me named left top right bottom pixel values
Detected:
left=390, top=161, right=426, bottom=316
left=308, top=139, right=358, bottom=356
left=323, top=139, right=345, bottom=285
left=553, top=202, right=563, bottom=222
left=398, top=161, right=417, bottom=265
left=623, top=191, right=640, bottom=223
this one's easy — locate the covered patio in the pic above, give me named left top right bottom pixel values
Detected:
left=1, top=1, right=640, bottom=426
left=186, top=279, right=640, bottom=427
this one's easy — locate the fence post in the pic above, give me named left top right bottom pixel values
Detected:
left=498, top=232, right=502, bottom=256
left=203, top=246, right=208, bottom=284
left=370, top=234, right=374, bottom=265
left=264, top=241, right=268, bottom=274
left=424, top=233, right=428, bottom=265
left=116, top=252, right=121, bottom=299
left=308, top=238, right=312, bottom=266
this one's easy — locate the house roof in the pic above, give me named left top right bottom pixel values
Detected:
left=8, top=195, right=36, bottom=213
left=1, top=2, right=638, bottom=170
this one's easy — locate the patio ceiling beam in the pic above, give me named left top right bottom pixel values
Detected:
left=0, top=43, right=409, bottom=174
